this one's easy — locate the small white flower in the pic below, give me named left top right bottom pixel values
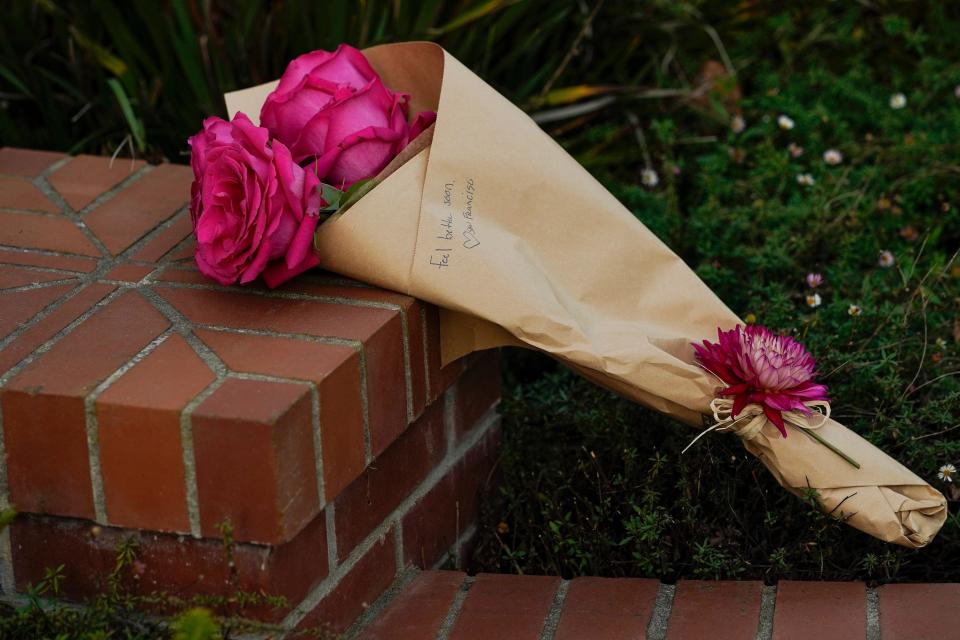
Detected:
left=954, top=85, right=960, bottom=100
left=788, top=142, right=804, bottom=158
left=796, top=173, right=815, bottom=186
left=889, top=93, right=907, bottom=109
left=641, top=168, right=659, bottom=187
left=806, top=293, right=822, bottom=308
left=731, top=115, right=746, bottom=133
left=848, top=304, right=862, bottom=317
left=878, top=250, right=895, bottom=268
left=938, top=463, right=957, bottom=483
left=823, top=149, right=843, bottom=165
left=777, top=114, right=795, bottom=130
left=935, top=337, right=948, bottom=350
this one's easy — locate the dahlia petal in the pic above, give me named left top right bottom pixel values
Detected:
left=721, top=383, right=750, bottom=396
left=731, top=393, right=749, bottom=417
left=762, top=404, right=788, bottom=438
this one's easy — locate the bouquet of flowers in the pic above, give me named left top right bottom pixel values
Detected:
left=189, top=42, right=947, bottom=548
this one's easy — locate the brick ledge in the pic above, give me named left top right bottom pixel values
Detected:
left=0, top=147, right=471, bottom=547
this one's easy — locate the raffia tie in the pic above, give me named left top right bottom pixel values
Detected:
left=682, top=398, right=831, bottom=455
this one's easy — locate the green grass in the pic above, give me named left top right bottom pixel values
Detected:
left=0, top=0, right=587, bottom=160
left=469, top=2, right=960, bottom=584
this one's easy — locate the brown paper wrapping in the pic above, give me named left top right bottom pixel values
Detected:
left=225, top=42, right=946, bottom=547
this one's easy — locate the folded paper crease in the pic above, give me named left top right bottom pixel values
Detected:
left=225, top=41, right=947, bottom=548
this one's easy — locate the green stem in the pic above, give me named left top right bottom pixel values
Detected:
left=799, top=427, right=861, bottom=469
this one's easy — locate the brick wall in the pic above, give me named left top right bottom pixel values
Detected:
left=0, top=147, right=502, bottom=633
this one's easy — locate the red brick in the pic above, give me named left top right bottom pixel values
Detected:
left=5, top=290, right=168, bottom=396
left=667, top=581, right=762, bottom=640
left=365, top=313, right=408, bottom=456
left=191, top=378, right=319, bottom=543
left=166, top=236, right=196, bottom=262
left=0, top=282, right=115, bottom=373
left=47, top=155, right=146, bottom=211
left=157, top=286, right=398, bottom=343
left=772, top=581, right=865, bottom=640
left=96, top=335, right=215, bottom=532
left=10, top=510, right=328, bottom=620
left=11, top=515, right=116, bottom=596
left=158, top=287, right=407, bottom=454
left=3, top=291, right=170, bottom=518
left=0, top=147, right=64, bottom=177
left=879, top=583, right=960, bottom=640
left=84, top=163, right=191, bottom=255
left=132, top=211, right=193, bottom=262
left=454, top=526, right=479, bottom=570
left=155, top=266, right=209, bottom=285
left=449, top=573, right=560, bottom=640
left=0, top=265, right=77, bottom=289
left=452, top=350, right=500, bottom=441
left=426, top=305, right=464, bottom=401
left=0, top=247, right=98, bottom=273
left=282, top=279, right=415, bottom=307
left=297, top=528, right=398, bottom=635
left=360, top=570, right=465, bottom=639
left=243, top=509, right=330, bottom=618
left=406, top=302, right=429, bottom=419
left=280, top=281, right=430, bottom=421
left=403, top=471, right=458, bottom=570
left=195, top=328, right=365, bottom=503
left=101, top=264, right=154, bottom=282
left=0, top=176, right=60, bottom=213
left=0, top=284, right=75, bottom=341
left=555, top=577, right=659, bottom=640
left=402, top=422, right=500, bottom=569
left=335, top=402, right=445, bottom=560
left=0, top=210, right=100, bottom=256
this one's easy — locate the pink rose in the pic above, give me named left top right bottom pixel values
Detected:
left=289, top=78, right=410, bottom=186
left=260, top=44, right=436, bottom=187
left=188, top=113, right=322, bottom=286
left=259, top=45, right=379, bottom=144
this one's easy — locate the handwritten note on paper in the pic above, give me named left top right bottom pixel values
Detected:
left=427, top=177, right=481, bottom=269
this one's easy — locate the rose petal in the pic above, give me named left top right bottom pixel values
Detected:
left=262, top=251, right=321, bottom=289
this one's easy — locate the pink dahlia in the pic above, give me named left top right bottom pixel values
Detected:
left=693, top=325, right=829, bottom=437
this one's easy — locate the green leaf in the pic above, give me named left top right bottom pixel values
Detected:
left=429, top=0, right=521, bottom=35
left=318, top=183, right=345, bottom=213
left=315, top=178, right=380, bottom=226
left=171, top=608, right=218, bottom=640
left=0, top=63, right=32, bottom=98
left=339, top=178, right=380, bottom=214
left=0, top=506, right=17, bottom=531
left=107, top=78, right=146, bottom=152
left=68, top=26, right=129, bottom=77
left=170, top=0, right=215, bottom=113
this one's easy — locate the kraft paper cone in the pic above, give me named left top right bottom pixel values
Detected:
left=225, top=42, right=947, bottom=547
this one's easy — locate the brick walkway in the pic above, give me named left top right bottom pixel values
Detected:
left=355, top=571, right=960, bottom=640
